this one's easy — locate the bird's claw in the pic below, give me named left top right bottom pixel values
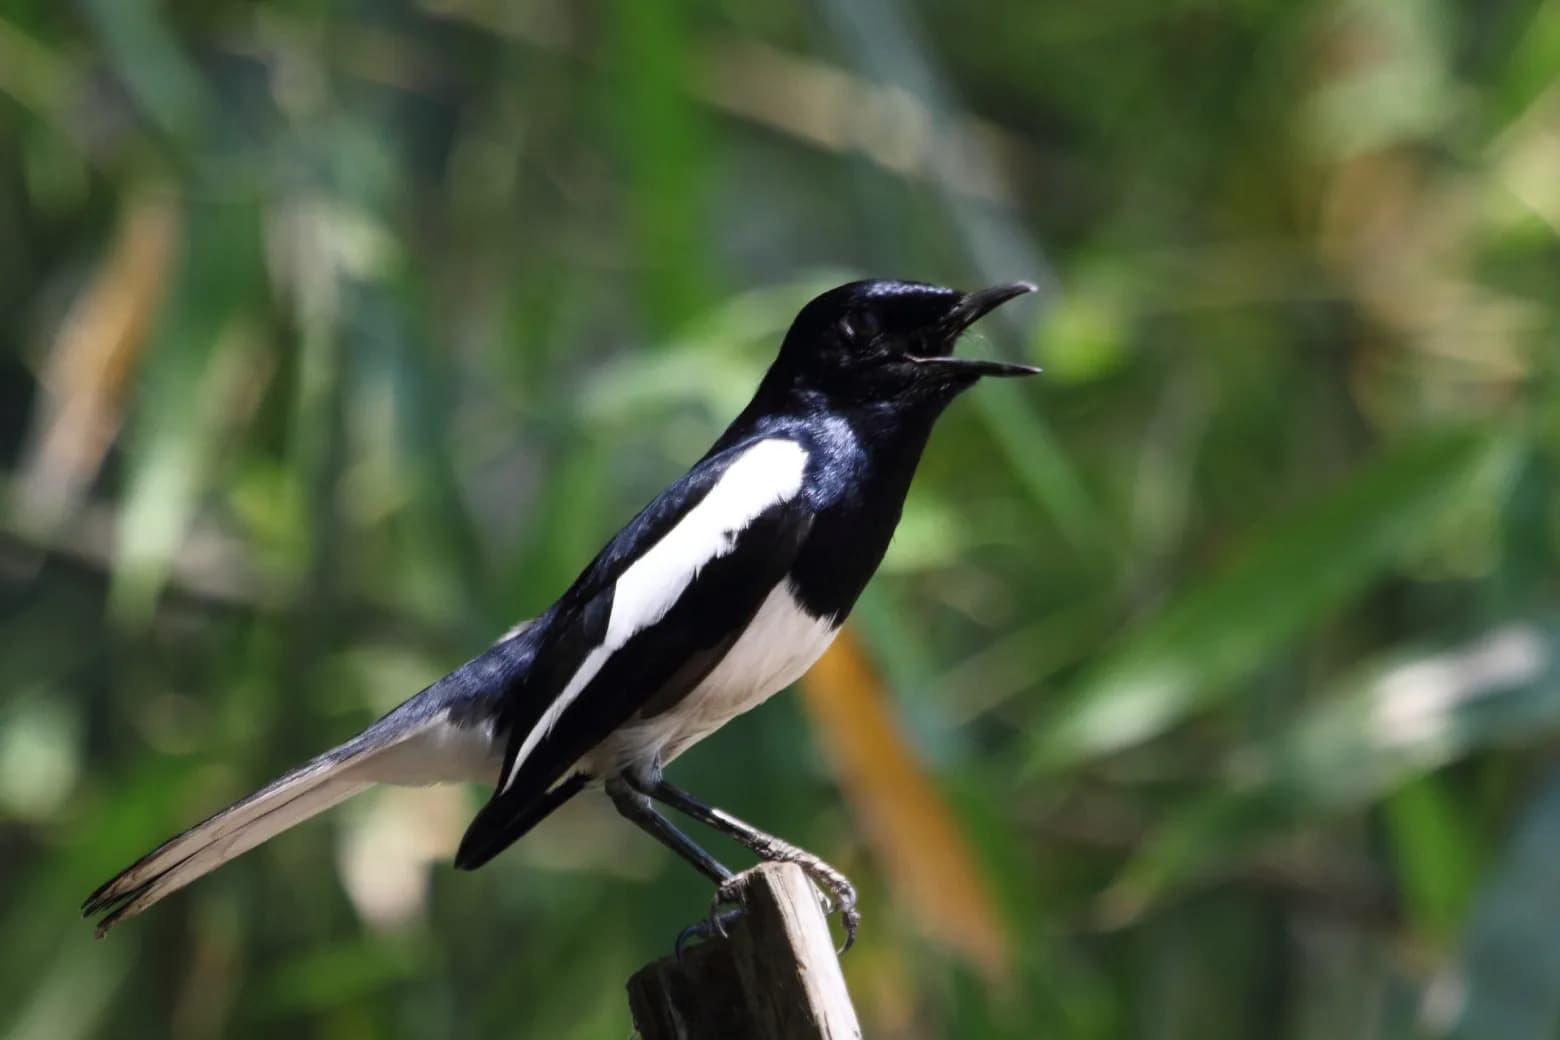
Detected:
left=674, top=866, right=861, bottom=958
left=837, top=904, right=861, bottom=955
left=674, top=885, right=745, bottom=961
left=791, top=862, right=859, bottom=954
left=812, top=876, right=859, bottom=954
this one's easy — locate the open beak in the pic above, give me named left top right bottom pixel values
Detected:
left=908, top=281, right=1041, bottom=378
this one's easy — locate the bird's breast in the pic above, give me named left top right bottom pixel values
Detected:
left=587, top=578, right=839, bottom=775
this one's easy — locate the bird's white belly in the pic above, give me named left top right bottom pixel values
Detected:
left=587, top=580, right=839, bottom=776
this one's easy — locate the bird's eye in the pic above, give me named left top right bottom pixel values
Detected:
left=839, top=312, right=879, bottom=342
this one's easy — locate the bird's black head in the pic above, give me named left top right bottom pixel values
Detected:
left=770, top=279, right=1039, bottom=408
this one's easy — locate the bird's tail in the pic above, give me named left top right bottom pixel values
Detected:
left=81, top=694, right=488, bottom=937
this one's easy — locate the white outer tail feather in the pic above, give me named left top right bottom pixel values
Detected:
left=84, top=708, right=491, bottom=936
left=88, top=776, right=370, bottom=935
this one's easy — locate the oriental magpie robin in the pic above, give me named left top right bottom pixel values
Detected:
left=83, top=279, right=1038, bottom=949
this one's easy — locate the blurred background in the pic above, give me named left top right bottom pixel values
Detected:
left=1, top=0, right=1557, bottom=1037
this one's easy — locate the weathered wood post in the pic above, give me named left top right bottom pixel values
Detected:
left=626, top=862, right=863, bottom=1039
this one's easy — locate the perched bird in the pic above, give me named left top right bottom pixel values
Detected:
left=83, top=278, right=1038, bottom=947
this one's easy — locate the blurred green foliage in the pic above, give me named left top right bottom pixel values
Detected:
left=1, top=0, right=1558, bottom=1037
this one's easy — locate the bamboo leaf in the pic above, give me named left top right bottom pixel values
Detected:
left=1104, top=622, right=1559, bottom=920
left=1030, top=427, right=1498, bottom=772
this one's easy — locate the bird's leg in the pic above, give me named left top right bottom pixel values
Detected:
left=607, top=776, right=744, bottom=958
left=605, top=776, right=733, bottom=886
left=635, top=775, right=860, bottom=953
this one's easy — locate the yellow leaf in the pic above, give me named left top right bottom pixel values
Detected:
left=16, top=189, right=179, bottom=531
left=800, top=626, right=1010, bottom=985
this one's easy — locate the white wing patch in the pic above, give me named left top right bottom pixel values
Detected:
left=501, top=438, right=810, bottom=791
left=608, top=438, right=809, bottom=644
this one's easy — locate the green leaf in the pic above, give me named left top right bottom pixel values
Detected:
left=111, top=198, right=264, bottom=625
left=254, top=936, right=426, bottom=1017
left=605, top=0, right=711, bottom=332
left=1104, top=621, right=1559, bottom=918
left=1384, top=775, right=1481, bottom=942
left=1029, top=426, right=1498, bottom=773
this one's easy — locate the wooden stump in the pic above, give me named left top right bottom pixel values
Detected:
left=626, top=862, right=862, bottom=1040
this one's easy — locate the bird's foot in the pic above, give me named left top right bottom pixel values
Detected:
left=675, top=903, right=744, bottom=961
left=800, top=862, right=860, bottom=955
left=750, top=842, right=860, bottom=953
left=727, top=859, right=862, bottom=954
left=673, top=863, right=860, bottom=958
left=678, top=873, right=758, bottom=959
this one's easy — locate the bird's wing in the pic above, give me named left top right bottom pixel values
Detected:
left=455, top=435, right=816, bottom=869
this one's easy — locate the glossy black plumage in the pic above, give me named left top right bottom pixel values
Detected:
left=457, top=445, right=817, bottom=868
left=82, top=277, right=1038, bottom=939
left=458, top=280, right=1037, bottom=866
